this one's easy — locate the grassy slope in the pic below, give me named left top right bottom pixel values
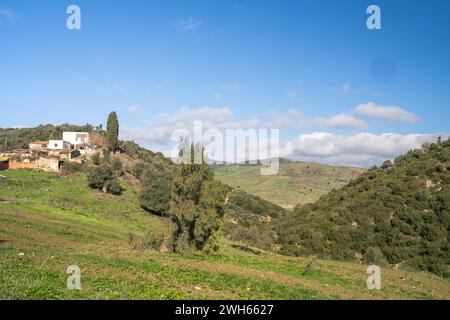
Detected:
left=214, top=162, right=365, bottom=208
left=0, top=170, right=448, bottom=300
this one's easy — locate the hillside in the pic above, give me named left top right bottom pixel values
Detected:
left=277, top=138, right=450, bottom=277
left=0, top=124, right=97, bottom=152
left=115, top=140, right=287, bottom=252
left=1, top=170, right=448, bottom=299
left=0, top=125, right=287, bottom=253
left=214, top=160, right=365, bottom=208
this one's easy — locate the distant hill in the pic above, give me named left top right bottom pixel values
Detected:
left=214, top=160, right=365, bottom=208
left=277, top=138, right=450, bottom=277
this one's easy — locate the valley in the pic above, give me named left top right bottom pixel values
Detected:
left=1, top=170, right=448, bottom=299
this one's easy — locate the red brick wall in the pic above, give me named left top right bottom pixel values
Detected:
left=9, top=162, right=38, bottom=170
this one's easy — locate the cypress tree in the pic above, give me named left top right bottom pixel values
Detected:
left=106, top=112, right=119, bottom=152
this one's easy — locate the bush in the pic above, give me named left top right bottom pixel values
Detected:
left=363, top=247, right=388, bottom=266
left=91, top=152, right=101, bottom=165
left=139, top=177, right=172, bottom=215
left=105, top=177, right=122, bottom=195
left=86, top=163, right=122, bottom=195
left=143, top=229, right=166, bottom=250
left=111, top=158, right=123, bottom=175
left=61, top=161, right=83, bottom=174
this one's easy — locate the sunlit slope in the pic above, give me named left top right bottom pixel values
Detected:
left=0, top=170, right=448, bottom=300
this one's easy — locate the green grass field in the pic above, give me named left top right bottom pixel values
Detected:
left=0, top=170, right=448, bottom=300
left=214, top=162, right=365, bottom=208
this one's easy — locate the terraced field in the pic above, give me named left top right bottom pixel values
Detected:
left=0, top=170, right=448, bottom=299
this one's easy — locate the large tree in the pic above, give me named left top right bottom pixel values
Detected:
left=169, top=141, right=227, bottom=253
left=106, top=112, right=119, bottom=152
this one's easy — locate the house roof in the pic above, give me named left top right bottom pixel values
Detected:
left=30, top=141, right=48, bottom=145
left=0, top=157, right=9, bottom=162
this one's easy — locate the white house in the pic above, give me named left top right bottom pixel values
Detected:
left=48, top=140, right=71, bottom=150
left=63, top=132, right=90, bottom=148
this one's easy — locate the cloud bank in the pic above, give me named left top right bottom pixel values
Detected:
left=120, top=104, right=439, bottom=167
left=282, top=132, right=441, bottom=167
left=354, top=102, right=420, bottom=122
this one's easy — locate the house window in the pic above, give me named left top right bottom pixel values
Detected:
left=54, top=143, right=58, bottom=147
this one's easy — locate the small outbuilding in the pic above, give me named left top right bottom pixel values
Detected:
left=29, top=141, right=49, bottom=150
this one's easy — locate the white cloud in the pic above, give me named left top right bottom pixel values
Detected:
left=122, top=106, right=369, bottom=146
left=120, top=105, right=440, bottom=167
left=121, top=126, right=175, bottom=145
left=313, top=114, right=366, bottom=129
left=283, top=132, right=441, bottom=167
left=177, top=18, right=202, bottom=31
left=128, top=105, right=144, bottom=113
left=354, top=102, right=419, bottom=123
left=153, top=106, right=233, bottom=127
left=266, top=110, right=366, bottom=129
left=121, top=106, right=260, bottom=145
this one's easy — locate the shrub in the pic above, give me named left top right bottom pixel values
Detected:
left=61, top=161, right=83, bottom=174
left=91, top=152, right=101, bottom=165
left=140, top=229, right=166, bottom=250
left=105, top=177, right=122, bottom=195
left=363, top=247, right=388, bottom=266
left=86, top=163, right=122, bottom=195
left=111, top=158, right=123, bottom=175
left=139, top=177, right=172, bottom=215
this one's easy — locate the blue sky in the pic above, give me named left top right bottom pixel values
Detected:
left=1, top=0, right=449, bottom=166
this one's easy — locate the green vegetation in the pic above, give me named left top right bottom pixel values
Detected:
left=223, top=189, right=285, bottom=251
left=120, top=141, right=176, bottom=215
left=277, top=138, right=450, bottom=277
left=0, top=124, right=95, bottom=152
left=1, top=122, right=449, bottom=300
left=117, top=139, right=286, bottom=252
left=214, top=160, right=365, bottom=208
left=86, top=156, right=123, bottom=196
left=169, top=144, right=227, bottom=253
left=106, top=112, right=119, bottom=153
left=1, top=169, right=448, bottom=299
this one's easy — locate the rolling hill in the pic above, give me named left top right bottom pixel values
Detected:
left=214, top=160, right=365, bottom=208
left=1, top=170, right=448, bottom=299
left=277, top=138, right=450, bottom=277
